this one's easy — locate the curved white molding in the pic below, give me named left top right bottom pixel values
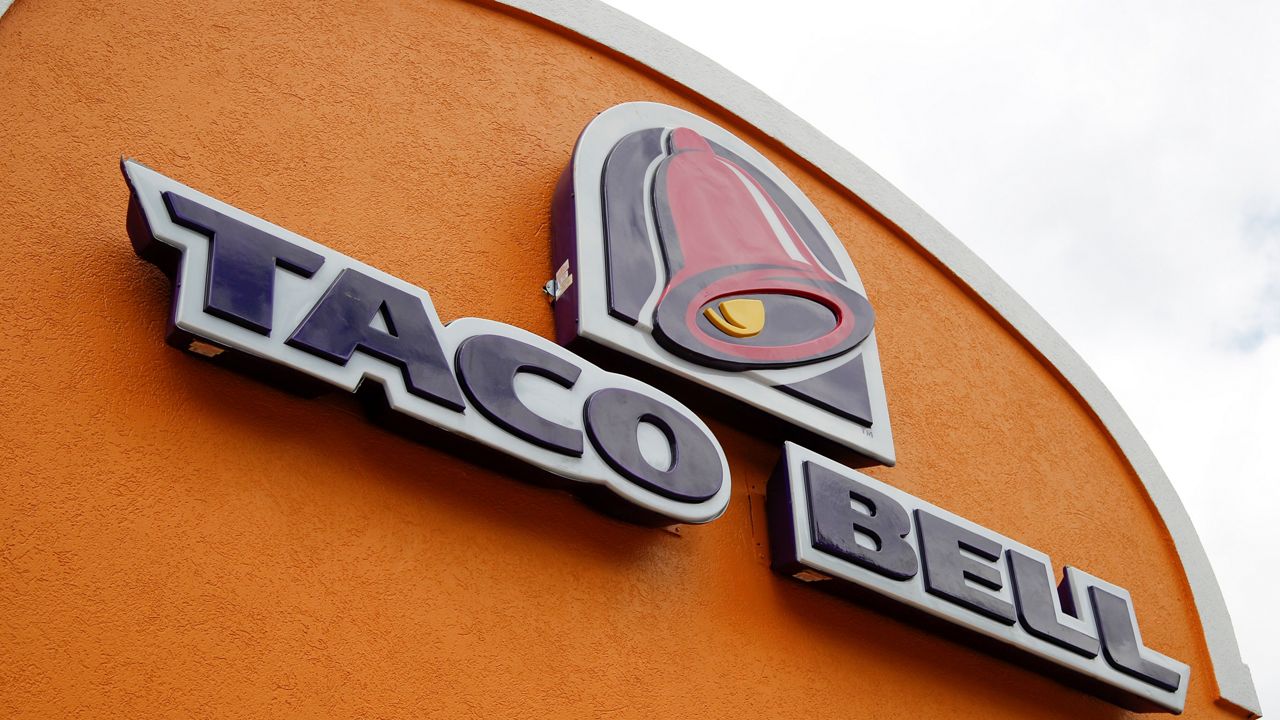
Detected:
left=490, top=0, right=1260, bottom=714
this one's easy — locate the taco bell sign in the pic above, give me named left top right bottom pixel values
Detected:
left=121, top=101, right=1190, bottom=714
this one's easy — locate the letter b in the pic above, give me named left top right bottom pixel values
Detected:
left=803, top=461, right=918, bottom=581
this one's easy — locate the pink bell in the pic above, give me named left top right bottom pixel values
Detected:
left=651, top=128, right=874, bottom=370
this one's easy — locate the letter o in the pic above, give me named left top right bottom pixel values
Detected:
left=583, top=388, right=723, bottom=503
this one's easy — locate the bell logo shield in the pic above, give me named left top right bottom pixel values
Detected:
left=551, top=103, right=895, bottom=465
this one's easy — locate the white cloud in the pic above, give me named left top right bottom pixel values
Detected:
left=602, top=0, right=1280, bottom=711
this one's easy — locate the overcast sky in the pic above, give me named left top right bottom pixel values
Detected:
left=599, top=0, right=1279, bottom=711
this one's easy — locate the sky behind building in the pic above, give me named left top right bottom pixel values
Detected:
left=599, top=0, right=1280, bottom=711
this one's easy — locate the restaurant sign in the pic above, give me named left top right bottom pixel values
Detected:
left=122, top=103, right=1188, bottom=713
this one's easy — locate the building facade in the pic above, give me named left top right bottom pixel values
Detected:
left=0, top=1, right=1261, bottom=717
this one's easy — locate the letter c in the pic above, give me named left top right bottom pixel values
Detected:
left=455, top=334, right=584, bottom=456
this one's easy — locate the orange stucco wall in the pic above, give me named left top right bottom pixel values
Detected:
left=0, top=1, right=1245, bottom=718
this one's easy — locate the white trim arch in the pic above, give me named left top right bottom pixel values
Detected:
left=486, top=0, right=1260, bottom=714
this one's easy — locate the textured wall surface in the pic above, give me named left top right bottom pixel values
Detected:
left=0, top=0, right=1246, bottom=717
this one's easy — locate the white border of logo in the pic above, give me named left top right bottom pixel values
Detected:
left=554, top=102, right=896, bottom=465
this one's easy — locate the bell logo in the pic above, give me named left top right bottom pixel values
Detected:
left=552, top=103, right=895, bottom=465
